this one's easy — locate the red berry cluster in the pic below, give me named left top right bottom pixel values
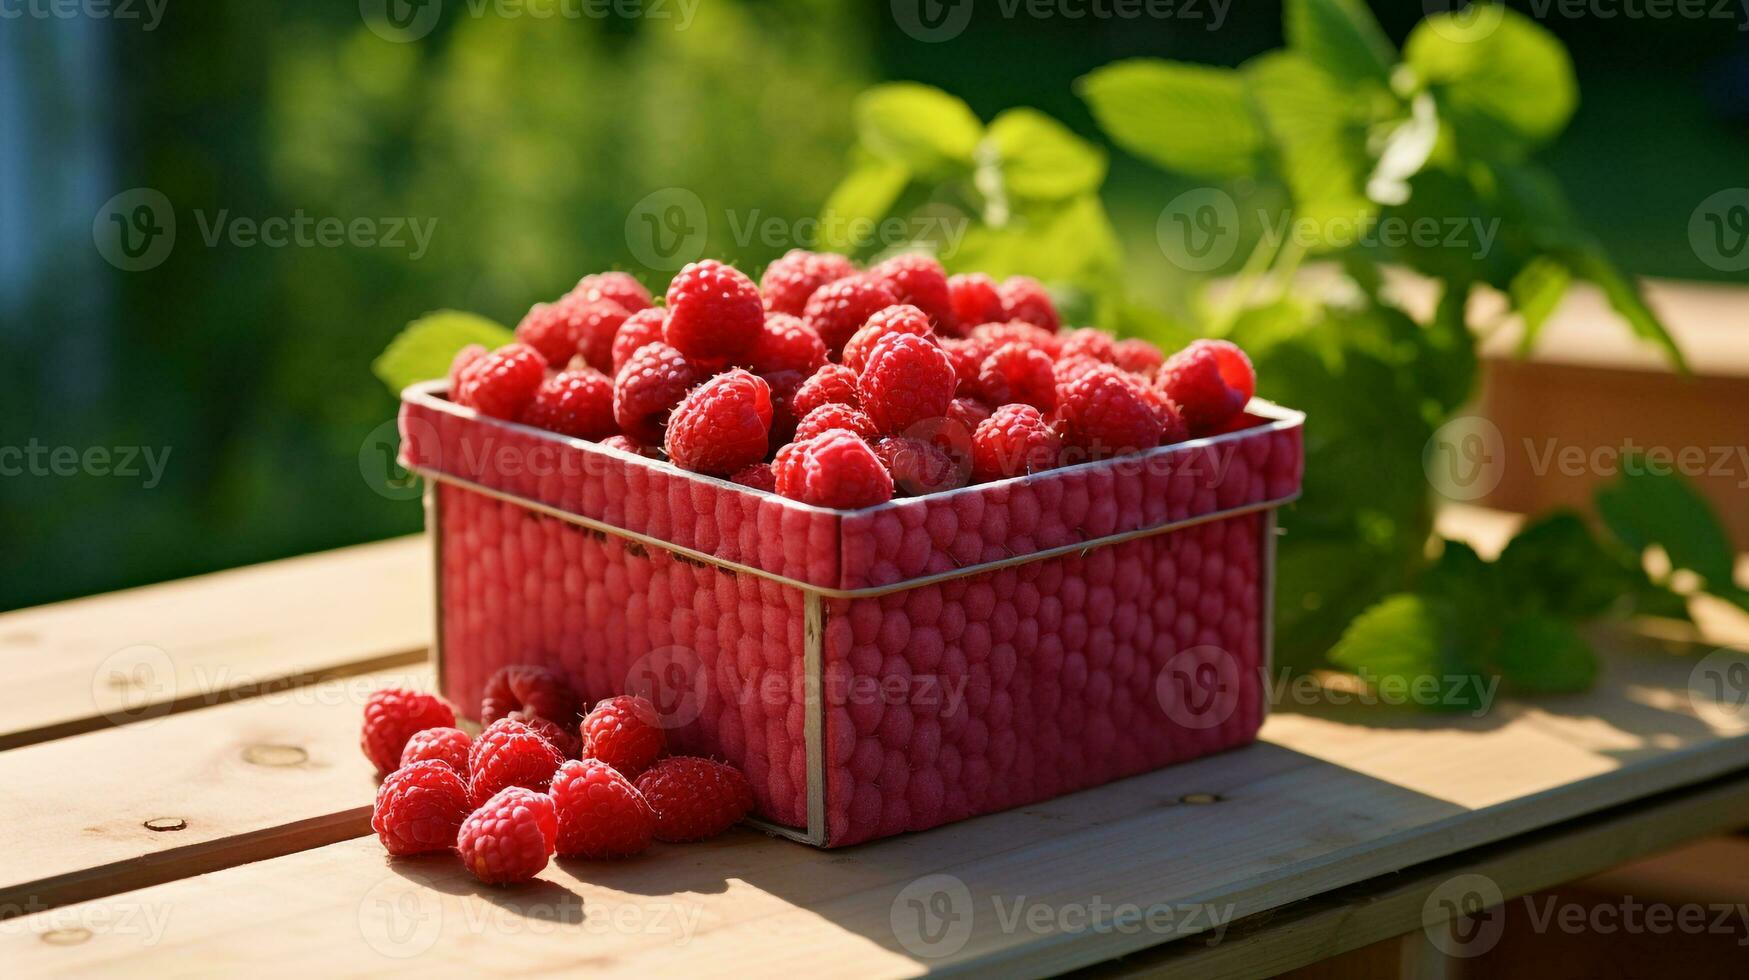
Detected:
left=362, top=666, right=753, bottom=885
left=451, top=254, right=1257, bottom=510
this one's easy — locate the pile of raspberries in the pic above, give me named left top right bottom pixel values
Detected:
left=449, top=252, right=1257, bottom=509
left=361, top=667, right=752, bottom=885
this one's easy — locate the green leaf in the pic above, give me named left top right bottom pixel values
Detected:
left=1243, top=52, right=1376, bottom=248
left=1561, top=248, right=1687, bottom=372
left=1491, top=614, right=1598, bottom=693
left=1076, top=60, right=1262, bottom=179
left=1330, top=594, right=1490, bottom=712
left=1509, top=256, right=1571, bottom=354
left=1494, top=511, right=1628, bottom=619
left=818, top=155, right=912, bottom=253
left=1596, top=466, right=1738, bottom=591
left=1422, top=280, right=1478, bottom=415
left=1418, top=538, right=1500, bottom=619
left=1406, top=7, right=1577, bottom=150
left=854, top=83, right=983, bottom=178
left=1285, top=0, right=1397, bottom=87
left=372, top=311, right=513, bottom=395
left=986, top=108, right=1107, bottom=202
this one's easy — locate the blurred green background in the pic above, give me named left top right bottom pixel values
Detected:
left=3, top=1, right=1745, bottom=609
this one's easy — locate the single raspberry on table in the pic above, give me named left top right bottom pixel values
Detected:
left=841, top=304, right=933, bottom=374
left=371, top=760, right=471, bottom=856
left=362, top=688, right=456, bottom=776
left=730, top=462, right=776, bottom=492
left=507, top=710, right=581, bottom=760
left=613, top=342, right=698, bottom=446
left=1058, top=365, right=1164, bottom=460
left=550, top=759, right=657, bottom=859
left=1113, top=337, right=1165, bottom=377
left=774, top=428, right=894, bottom=509
left=468, top=719, right=565, bottom=807
left=794, top=403, right=878, bottom=443
left=399, top=726, right=472, bottom=776
left=611, top=308, right=668, bottom=373
left=520, top=368, right=617, bottom=441
left=1058, top=327, right=1119, bottom=364
left=947, top=272, right=1006, bottom=330
left=875, top=436, right=967, bottom=496
left=571, top=270, right=652, bottom=312
left=664, top=369, right=773, bottom=476
left=633, top=757, right=754, bottom=843
left=455, top=343, right=547, bottom=421
left=803, top=275, right=900, bottom=358
left=514, top=301, right=588, bottom=367
left=746, top=312, right=827, bottom=377
left=976, top=341, right=1057, bottom=412
left=998, top=275, right=1060, bottom=332
left=857, top=332, right=956, bottom=435
left=570, top=299, right=634, bottom=375
left=664, top=259, right=763, bottom=362
left=973, top=403, right=1063, bottom=481
left=480, top=665, right=577, bottom=727
left=790, top=363, right=860, bottom=418
left=760, top=248, right=856, bottom=316
left=580, top=695, right=667, bottom=779
left=456, top=787, right=557, bottom=885
left=1157, top=338, right=1255, bottom=435
left=867, top=253, right=956, bottom=335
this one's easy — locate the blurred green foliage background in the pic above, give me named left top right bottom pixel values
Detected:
left=2, top=1, right=1744, bottom=609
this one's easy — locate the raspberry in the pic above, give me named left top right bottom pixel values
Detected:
left=514, top=301, right=587, bottom=366
left=803, top=275, right=900, bottom=358
left=601, top=434, right=654, bottom=456
left=1059, top=327, right=1118, bottom=364
left=842, top=304, right=933, bottom=374
left=998, top=275, right=1060, bottom=332
left=857, top=332, right=956, bottom=435
left=1053, top=352, right=1108, bottom=395
left=613, top=342, right=698, bottom=445
left=730, top=462, right=776, bottom=492
left=747, top=312, right=827, bottom=376
left=371, top=760, right=471, bottom=856
left=456, top=787, right=557, bottom=885
left=520, top=369, right=617, bottom=441
left=794, top=403, right=878, bottom=443
left=580, top=695, right=667, bottom=778
left=1141, top=385, right=1191, bottom=445
left=790, top=363, right=860, bottom=418
left=455, top=343, right=547, bottom=421
left=507, top=710, right=581, bottom=760
left=571, top=270, right=652, bottom=312
left=1113, top=337, right=1165, bottom=377
left=875, top=436, right=968, bottom=496
left=633, top=756, right=754, bottom=843
left=1157, top=339, right=1253, bottom=435
left=549, top=759, right=656, bottom=859
left=940, top=337, right=984, bottom=389
left=480, top=665, right=577, bottom=727
left=976, top=342, right=1057, bottom=412
left=664, top=369, right=773, bottom=475
left=948, top=272, right=1005, bottom=330
left=467, top=719, right=565, bottom=807
left=973, top=403, right=1063, bottom=481
left=448, top=343, right=487, bottom=393
left=774, top=429, right=894, bottom=509
left=760, top=248, right=856, bottom=316
left=399, top=726, right=472, bottom=775
left=664, top=259, right=763, bottom=362
left=1058, top=365, right=1163, bottom=459
left=361, top=688, right=456, bottom=776
left=760, top=368, right=806, bottom=446
left=947, top=396, right=993, bottom=433
left=571, top=299, right=633, bottom=375
left=610, top=308, right=668, bottom=373
left=867, top=254, right=956, bottom=334
left=970, top=320, right=1060, bottom=359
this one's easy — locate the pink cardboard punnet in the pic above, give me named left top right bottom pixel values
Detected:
left=399, top=380, right=1303, bottom=846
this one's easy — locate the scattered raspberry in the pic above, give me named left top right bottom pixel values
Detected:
left=611, top=308, right=668, bottom=373
left=841, top=304, right=933, bottom=374
left=774, top=429, right=894, bottom=509
left=874, top=436, right=968, bottom=496
left=455, top=343, right=547, bottom=421
left=361, top=688, right=456, bottom=776
left=760, top=248, right=857, bottom=316
left=803, top=275, right=899, bottom=358
left=1058, top=365, right=1164, bottom=459
left=613, top=342, right=698, bottom=445
left=571, top=299, right=633, bottom=375
left=1059, top=327, right=1119, bottom=364
left=947, top=396, right=993, bottom=433
left=973, top=403, right=1063, bottom=481
left=969, top=319, right=1061, bottom=359
left=664, top=259, right=763, bottom=362
left=507, top=710, right=581, bottom=760
left=1113, top=337, right=1165, bottom=377
left=794, top=403, right=878, bottom=443
left=550, top=759, right=657, bottom=859
left=399, top=726, right=472, bottom=776
left=633, top=757, right=754, bottom=843
left=456, top=787, right=557, bottom=885
left=514, top=301, right=587, bottom=366
left=998, top=275, right=1060, bottom=332
left=480, top=666, right=577, bottom=727
left=976, top=342, right=1057, bottom=412
left=730, top=461, right=776, bottom=492
left=790, top=363, right=860, bottom=419
left=572, top=270, right=652, bottom=312
left=664, top=369, right=773, bottom=475
left=948, top=272, right=1006, bottom=330
left=868, top=254, right=956, bottom=335
left=1157, top=339, right=1253, bottom=435
left=467, top=719, right=566, bottom=807
left=579, top=695, right=667, bottom=779
left=371, top=760, right=471, bottom=856
left=940, top=337, right=985, bottom=389
left=747, top=312, right=827, bottom=376
left=520, top=368, right=617, bottom=441
left=857, top=332, right=956, bottom=435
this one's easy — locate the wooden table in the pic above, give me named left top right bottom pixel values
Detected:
left=2, top=507, right=1746, bottom=978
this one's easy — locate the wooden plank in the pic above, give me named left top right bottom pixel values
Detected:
left=0, top=536, right=431, bottom=750
left=0, top=665, right=432, bottom=917
left=5, top=638, right=1745, bottom=978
